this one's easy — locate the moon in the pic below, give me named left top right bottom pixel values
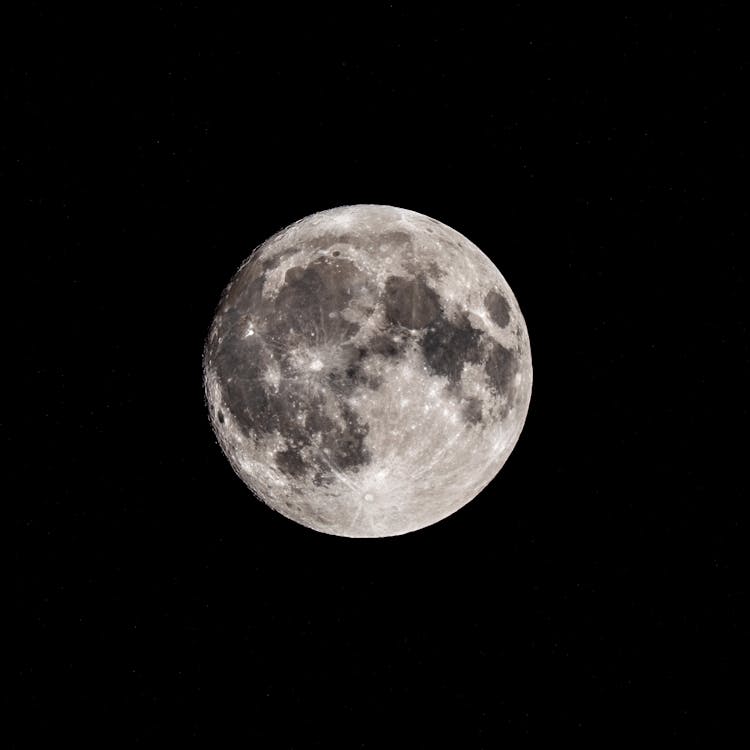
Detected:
left=203, top=205, right=532, bottom=537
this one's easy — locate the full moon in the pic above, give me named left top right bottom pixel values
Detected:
left=203, top=205, right=532, bottom=537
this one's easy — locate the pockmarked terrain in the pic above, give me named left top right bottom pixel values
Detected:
left=204, top=205, right=532, bottom=537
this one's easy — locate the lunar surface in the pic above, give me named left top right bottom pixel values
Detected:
left=203, top=205, right=532, bottom=537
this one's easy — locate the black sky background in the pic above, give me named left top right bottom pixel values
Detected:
left=9, top=3, right=748, bottom=746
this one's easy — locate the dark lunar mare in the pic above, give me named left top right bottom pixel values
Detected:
left=270, top=256, right=364, bottom=341
left=383, top=274, right=441, bottom=329
left=204, top=208, right=532, bottom=537
left=208, top=252, right=376, bottom=485
left=484, top=340, right=519, bottom=416
left=422, top=311, right=483, bottom=386
left=484, top=289, right=511, bottom=328
left=208, top=232, right=523, bottom=488
left=462, top=397, right=484, bottom=425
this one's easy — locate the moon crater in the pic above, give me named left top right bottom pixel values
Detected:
left=204, top=205, right=532, bottom=537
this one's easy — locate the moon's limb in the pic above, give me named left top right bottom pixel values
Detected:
left=203, top=205, right=532, bottom=537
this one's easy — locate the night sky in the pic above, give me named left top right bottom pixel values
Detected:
left=10, top=4, right=747, bottom=745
